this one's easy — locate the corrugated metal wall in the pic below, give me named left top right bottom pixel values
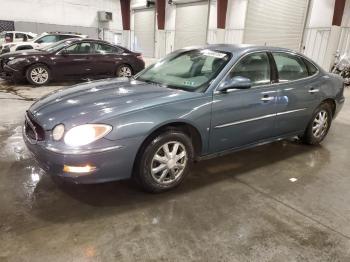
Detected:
left=244, top=0, right=309, bottom=50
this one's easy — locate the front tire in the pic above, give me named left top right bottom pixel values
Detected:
left=26, top=64, right=51, bottom=86
left=135, top=130, right=194, bottom=193
left=302, top=103, right=333, bottom=145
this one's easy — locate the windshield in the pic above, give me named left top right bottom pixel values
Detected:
left=136, top=49, right=231, bottom=92
left=40, top=39, right=75, bottom=52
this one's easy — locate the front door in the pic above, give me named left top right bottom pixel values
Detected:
left=53, top=42, right=94, bottom=79
left=210, top=52, right=278, bottom=153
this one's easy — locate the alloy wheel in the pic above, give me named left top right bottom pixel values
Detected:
left=30, top=67, right=49, bottom=84
left=150, top=141, right=188, bottom=185
left=312, top=110, right=328, bottom=138
left=118, top=66, right=132, bottom=77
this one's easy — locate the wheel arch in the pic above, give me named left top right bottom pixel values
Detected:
left=116, top=63, right=134, bottom=75
left=23, top=62, right=51, bottom=76
left=321, top=98, right=336, bottom=117
left=132, top=121, right=203, bottom=173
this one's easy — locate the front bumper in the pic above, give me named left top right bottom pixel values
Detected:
left=23, top=131, right=143, bottom=184
left=0, top=64, right=23, bottom=81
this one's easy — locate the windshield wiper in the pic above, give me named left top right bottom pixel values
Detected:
left=138, top=78, right=159, bottom=85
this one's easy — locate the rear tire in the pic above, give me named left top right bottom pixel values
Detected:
left=26, top=64, right=51, bottom=86
left=116, top=64, right=133, bottom=77
left=134, top=130, right=194, bottom=193
left=302, top=103, right=332, bottom=145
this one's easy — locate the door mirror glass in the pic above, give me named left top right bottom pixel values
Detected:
left=217, top=76, right=252, bottom=92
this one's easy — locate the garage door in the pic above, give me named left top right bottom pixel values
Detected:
left=244, top=0, right=308, bottom=50
left=174, top=1, right=209, bottom=50
left=134, top=8, right=155, bottom=57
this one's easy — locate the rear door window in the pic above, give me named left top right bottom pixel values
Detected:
left=95, top=43, right=122, bottom=54
left=64, top=42, right=94, bottom=54
left=272, top=52, right=308, bottom=82
left=15, top=33, right=25, bottom=39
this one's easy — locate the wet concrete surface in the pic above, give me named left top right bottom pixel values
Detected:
left=0, top=80, right=350, bottom=261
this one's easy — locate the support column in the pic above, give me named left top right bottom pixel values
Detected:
left=216, top=0, right=228, bottom=43
left=324, top=0, right=346, bottom=70
left=120, top=0, right=131, bottom=49
left=156, top=0, right=166, bottom=58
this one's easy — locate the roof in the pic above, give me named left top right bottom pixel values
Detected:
left=203, top=44, right=298, bottom=55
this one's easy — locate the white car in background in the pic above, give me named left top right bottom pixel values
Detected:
left=0, top=31, right=37, bottom=45
left=0, top=32, right=87, bottom=54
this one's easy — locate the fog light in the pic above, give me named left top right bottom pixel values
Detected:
left=63, top=164, right=96, bottom=174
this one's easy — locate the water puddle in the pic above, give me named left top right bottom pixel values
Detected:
left=0, top=125, right=31, bottom=161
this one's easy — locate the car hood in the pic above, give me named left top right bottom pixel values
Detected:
left=0, top=49, right=47, bottom=59
left=29, top=78, right=202, bottom=130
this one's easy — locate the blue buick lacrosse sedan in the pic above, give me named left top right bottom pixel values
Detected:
left=23, top=44, right=345, bottom=192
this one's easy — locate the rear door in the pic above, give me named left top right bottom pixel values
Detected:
left=92, top=43, right=124, bottom=76
left=210, top=52, right=278, bottom=152
left=271, top=52, right=321, bottom=135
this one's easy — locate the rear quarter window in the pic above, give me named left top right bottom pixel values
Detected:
left=303, top=58, right=318, bottom=76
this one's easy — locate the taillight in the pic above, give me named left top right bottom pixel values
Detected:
left=137, top=55, right=144, bottom=61
left=5, top=37, right=11, bottom=43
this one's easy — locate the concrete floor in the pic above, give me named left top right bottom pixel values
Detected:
left=0, top=79, right=350, bottom=261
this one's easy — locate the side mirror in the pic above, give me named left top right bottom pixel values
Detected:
left=59, top=49, right=69, bottom=56
left=217, top=76, right=251, bottom=93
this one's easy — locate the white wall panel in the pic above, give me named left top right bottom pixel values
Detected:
left=225, top=29, right=244, bottom=44
left=0, top=0, right=122, bottom=31
left=174, top=1, right=209, bottom=50
left=133, top=8, right=155, bottom=57
left=244, top=0, right=309, bottom=50
left=303, top=27, right=330, bottom=68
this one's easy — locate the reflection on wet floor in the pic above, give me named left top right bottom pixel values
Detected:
left=0, top=126, right=30, bottom=161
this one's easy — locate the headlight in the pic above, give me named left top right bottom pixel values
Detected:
left=8, top=58, right=27, bottom=65
left=64, top=124, right=112, bottom=147
left=52, top=124, right=65, bottom=141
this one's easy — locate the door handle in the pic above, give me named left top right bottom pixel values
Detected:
left=308, top=87, right=319, bottom=94
left=261, top=95, right=275, bottom=102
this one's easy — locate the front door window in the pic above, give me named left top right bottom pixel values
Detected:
left=229, top=52, right=271, bottom=86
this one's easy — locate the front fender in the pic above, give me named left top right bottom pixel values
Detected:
left=103, top=95, right=213, bottom=154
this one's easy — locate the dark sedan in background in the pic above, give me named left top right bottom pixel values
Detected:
left=0, top=38, right=145, bottom=85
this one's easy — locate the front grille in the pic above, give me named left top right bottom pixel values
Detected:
left=25, top=111, right=45, bottom=142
